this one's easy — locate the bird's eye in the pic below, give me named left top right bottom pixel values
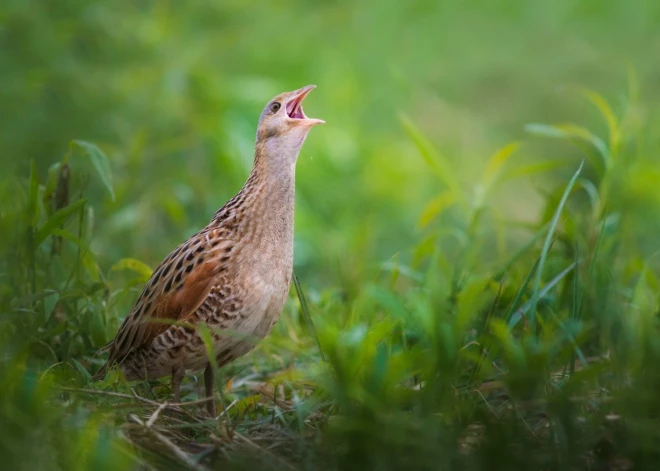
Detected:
left=270, top=102, right=281, bottom=112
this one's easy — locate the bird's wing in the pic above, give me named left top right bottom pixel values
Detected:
left=102, top=227, right=235, bottom=370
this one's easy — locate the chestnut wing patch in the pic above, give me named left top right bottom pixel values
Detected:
left=105, top=229, right=234, bottom=367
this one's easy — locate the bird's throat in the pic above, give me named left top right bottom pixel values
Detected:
left=242, top=146, right=296, bottom=267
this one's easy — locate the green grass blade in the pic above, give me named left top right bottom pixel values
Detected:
left=418, top=191, right=456, bottom=229
left=480, top=141, right=520, bottom=191
left=504, top=258, right=539, bottom=327
left=198, top=324, right=230, bottom=423
left=293, top=271, right=326, bottom=363
left=525, top=123, right=608, bottom=172
left=492, top=221, right=550, bottom=281
left=527, top=161, right=584, bottom=330
left=501, top=159, right=568, bottom=182
left=576, top=88, right=620, bottom=158
left=569, top=239, right=580, bottom=376
left=399, top=113, right=463, bottom=200
left=509, top=261, right=577, bottom=329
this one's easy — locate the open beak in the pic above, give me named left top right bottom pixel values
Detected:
left=286, top=85, right=325, bottom=126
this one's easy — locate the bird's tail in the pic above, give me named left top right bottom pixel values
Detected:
left=92, top=362, right=108, bottom=381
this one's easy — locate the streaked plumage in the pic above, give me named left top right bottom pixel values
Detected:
left=95, top=85, right=324, bottom=415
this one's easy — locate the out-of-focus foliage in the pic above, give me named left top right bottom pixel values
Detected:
left=2, top=0, right=660, bottom=470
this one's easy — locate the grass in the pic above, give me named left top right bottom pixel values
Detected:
left=3, top=83, right=660, bottom=470
left=2, top=1, right=660, bottom=469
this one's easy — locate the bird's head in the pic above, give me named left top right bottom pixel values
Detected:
left=256, top=85, right=324, bottom=151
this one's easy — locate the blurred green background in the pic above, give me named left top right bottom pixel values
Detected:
left=2, top=0, right=660, bottom=469
left=4, top=0, right=660, bottom=285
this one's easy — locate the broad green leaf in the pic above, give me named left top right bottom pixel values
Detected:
left=72, top=140, right=115, bottom=201
left=111, top=258, right=153, bottom=280
left=43, top=291, right=59, bottom=318
left=51, top=229, right=88, bottom=250
left=35, top=199, right=87, bottom=247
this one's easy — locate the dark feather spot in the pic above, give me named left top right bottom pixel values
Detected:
left=162, top=262, right=173, bottom=276
left=215, top=348, right=232, bottom=365
left=196, top=246, right=204, bottom=253
left=164, top=279, right=172, bottom=292
left=175, top=258, right=183, bottom=270
left=187, top=252, right=195, bottom=261
left=175, top=271, right=182, bottom=283
left=197, top=257, right=205, bottom=264
left=144, top=302, right=152, bottom=314
left=117, top=333, right=132, bottom=355
left=185, top=264, right=193, bottom=273
left=220, top=256, right=230, bottom=263
left=225, top=246, right=233, bottom=253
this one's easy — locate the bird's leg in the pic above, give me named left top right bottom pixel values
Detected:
left=204, top=363, right=217, bottom=417
left=171, top=366, right=185, bottom=403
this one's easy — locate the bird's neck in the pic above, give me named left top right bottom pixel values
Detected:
left=248, top=155, right=296, bottom=220
left=212, top=143, right=297, bottom=248
left=253, top=143, right=297, bottom=189
left=249, top=140, right=297, bottom=208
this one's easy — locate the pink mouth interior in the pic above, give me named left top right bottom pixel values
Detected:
left=286, top=94, right=307, bottom=119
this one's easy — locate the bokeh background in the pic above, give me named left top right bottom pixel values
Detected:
left=2, top=1, right=660, bottom=469
left=4, top=0, right=660, bottom=285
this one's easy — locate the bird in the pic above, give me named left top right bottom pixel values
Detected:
left=94, top=85, right=324, bottom=416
